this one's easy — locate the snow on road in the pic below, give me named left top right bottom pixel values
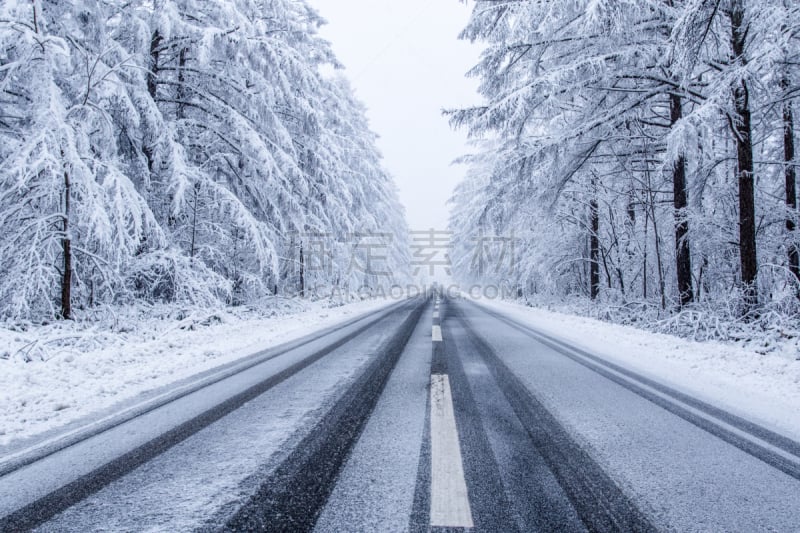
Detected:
left=0, top=297, right=398, bottom=449
left=474, top=298, right=800, bottom=442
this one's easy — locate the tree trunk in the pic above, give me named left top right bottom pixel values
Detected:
left=782, top=76, right=800, bottom=293
left=177, top=47, right=188, bottom=120
left=670, top=93, right=694, bottom=307
left=190, top=183, right=198, bottom=259
left=643, top=206, right=649, bottom=300
left=147, top=30, right=162, bottom=99
left=143, top=30, right=162, bottom=179
left=730, top=0, right=759, bottom=311
left=650, top=191, right=667, bottom=311
left=32, top=0, right=40, bottom=33
left=590, top=191, right=600, bottom=300
left=61, top=165, right=72, bottom=320
left=299, top=243, right=305, bottom=298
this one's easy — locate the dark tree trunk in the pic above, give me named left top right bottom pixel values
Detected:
left=177, top=47, right=188, bottom=120
left=649, top=188, right=667, bottom=311
left=670, top=93, right=694, bottom=307
left=32, top=2, right=39, bottom=34
left=782, top=76, right=800, bottom=293
left=147, top=30, right=162, bottom=99
left=299, top=243, right=305, bottom=298
left=643, top=209, right=649, bottom=300
left=590, top=193, right=600, bottom=300
left=730, top=0, right=759, bottom=311
left=61, top=165, right=72, bottom=320
left=143, top=30, right=163, bottom=178
left=190, top=183, right=198, bottom=259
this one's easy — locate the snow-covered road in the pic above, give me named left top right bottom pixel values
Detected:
left=2, top=294, right=799, bottom=532
left=0, top=298, right=401, bottom=449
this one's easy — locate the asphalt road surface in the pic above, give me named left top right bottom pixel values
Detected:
left=2, top=294, right=800, bottom=532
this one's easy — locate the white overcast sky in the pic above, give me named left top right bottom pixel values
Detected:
left=307, top=0, right=480, bottom=232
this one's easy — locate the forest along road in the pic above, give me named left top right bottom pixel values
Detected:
left=2, top=296, right=800, bottom=532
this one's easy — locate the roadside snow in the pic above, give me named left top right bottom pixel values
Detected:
left=0, top=297, right=398, bottom=448
left=474, top=298, right=800, bottom=442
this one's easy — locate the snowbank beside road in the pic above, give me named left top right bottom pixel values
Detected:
left=474, top=298, right=800, bottom=442
left=0, top=297, right=399, bottom=449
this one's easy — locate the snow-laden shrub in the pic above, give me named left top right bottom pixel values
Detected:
left=125, top=251, right=231, bottom=308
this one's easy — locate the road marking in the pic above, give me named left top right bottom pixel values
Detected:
left=430, top=374, right=473, bottom=528
left=432, top=325, right=442, bottom=342
left=433, top=311, right=440, bottom=319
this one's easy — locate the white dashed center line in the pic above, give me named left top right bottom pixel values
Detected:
left=433, top=311, right=440, bottom=319
left=429, top=374, right=473, bottom=528
left=432, top=325, right=442, bottom=342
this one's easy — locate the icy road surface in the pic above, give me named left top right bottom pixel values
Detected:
left=2, top=295, right=800, bottom=532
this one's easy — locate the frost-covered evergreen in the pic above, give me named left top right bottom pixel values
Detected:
left=449, top=0, right=800, bottom=324
left=0, top=0, right=409, bottom=321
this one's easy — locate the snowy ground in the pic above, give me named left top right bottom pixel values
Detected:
left=473, top=297, right=800, bottom=442
left=0, top=296, right=399, bottom=449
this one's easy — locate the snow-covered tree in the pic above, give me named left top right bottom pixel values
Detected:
left=449, top=0, right=800, bottom=321
left=0, top=0, right=409, bottom=322
left=0, top=0, right=166, bottom=319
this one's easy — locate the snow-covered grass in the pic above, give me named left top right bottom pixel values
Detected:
left=475, top=297, right=800, bottom=442
left=0, top=296, right=399, bottom=448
